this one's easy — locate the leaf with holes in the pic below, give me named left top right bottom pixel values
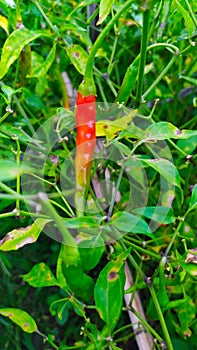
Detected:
left=0, top=218, right=50, bottom=251
left=94, top=249, right=131, bottom=332
left=0, top=308, right=38, bottom=333
left=22, top=262, right=59, bottom=287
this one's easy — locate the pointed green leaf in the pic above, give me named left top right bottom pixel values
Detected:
left=0, top=160, right=31, bottom=182
left=175, top=0, right=195, bottom=39
left=188, top=185, right=197, bottom=212
left=78, top=235, right=104, bottom=271
left=141, top=158, right=182, bottom=190
left=145, top=122, right=197, bottom=140
left=97, top=0, right=114, bottom=25
left=0, top=308, right=38, bottom=333
left=0, top=218, right=50, bottom=251
left=22, top=262, right=59, bottom=287
left=67, top=44, right=88, bottom=75
left=28, top=44, right=56, bottom=78
left=132, top=206, right=175, bottom=224
left=110, top=211, right=154, bottom=238
left=94, top=249, right=131, bottom=332
left=0, top=28, right=49, bottom=79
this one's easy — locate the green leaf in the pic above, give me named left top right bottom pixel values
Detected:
left=29, top=44, right=56, bottom=78
left=188, top=184, right=197, bottom=212
left=0, top=28, right=49, bottom=79
left=110, top=211, right=154, bottom=238
left=145, top=122, right=197, bottom=141
left=50, top=298, right=70, bottom=320
left=174, top=0, right=195, bottom=39
left=0, top=218, right=50, bottom=251
left=97, top=0, right=114, bottom=25
left=22, top=262, right=59, bottom=287
left=141, top=158, right=182, bottom=190
left=67, top=44, right=88, bottom=75
left=177, top=296, right=196, bottom=332
left=78, top=236, right=104, bottom=271
left=0, top=308, right=38, bottom=333
left=132, top=206, right=175, bottom=224
left=177, top=136, right=197, bottom=154
left=0, top=160, right=31, bottom=182
left=0, top=15, right=9, bottom=34
left=94, top=249, right=131, bottom=332
left=64, top=216, right=99, bottom=229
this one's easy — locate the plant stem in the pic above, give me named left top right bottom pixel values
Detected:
left=128, top=305, right=164, bottom=344
left=164, top=220, right=183, bottom=256
left=33, top=0, right=56, bottom=32
left=149, top=284, right=174, bottom=350
left=142, top=53, right=177, bottom=100
left=82, top=0, right=134, bottom=94
left=14, top=137, right=21, bottom=211
left=135, top=8, right=150, bottom=105
left=37, top=192, right=76, bottom=246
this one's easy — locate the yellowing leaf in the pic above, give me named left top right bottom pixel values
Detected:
left=0, top=218, right=50, bottom=251
left=96, top=111, right=137, bottom=140
left=0, top=15, right=9, bottom=34
left=0, top=308, right=38, bottom=333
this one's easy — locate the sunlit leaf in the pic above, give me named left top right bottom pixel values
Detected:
left=0, top=28, right=50, bottom=79
left=0, top=160, right=31, bottom=182
left=67, top=44, right=88, bottom=75
left=0, top=15, right=9, bottom=34
left=145, top=122, right=197, bottom=141
left=0, top=308, right=38, bottom=333
left=188, top=184, right=197, bottom=212
left=0, top=219, right=50, bottom=251
left=110, top=211, right=154, bottom=238
left=174, top=0, right=195, bottom=39
left=22, top=262, right=59, bottom=287
left=94, top=249, right=131, bottom=332
left=97, top=0, right=114, bottom=25
left=28, top=44, right=56, bottom=78
left=132, top=206, right=176, bottom=224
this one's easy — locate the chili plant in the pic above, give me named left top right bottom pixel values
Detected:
left=0, top=1, right=197, bottom=350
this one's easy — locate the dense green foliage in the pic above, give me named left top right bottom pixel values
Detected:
left=0, top=0, right=197, bottom=349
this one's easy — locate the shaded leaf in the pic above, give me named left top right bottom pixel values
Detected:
left=0, top=308, right=37, bottom=333
left=0, top=218, right=50, bottom=251
left=94, top=249, right=131, bottom=332
left=78, top=235, right=105, bottom=271
left=22, top=262, right=59, bottom=287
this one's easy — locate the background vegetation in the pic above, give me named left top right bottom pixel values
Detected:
left=0, top=0, right=196, bottom=349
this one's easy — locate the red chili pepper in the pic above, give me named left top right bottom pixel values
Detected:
left=75, top=92, right=96, bottom=215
